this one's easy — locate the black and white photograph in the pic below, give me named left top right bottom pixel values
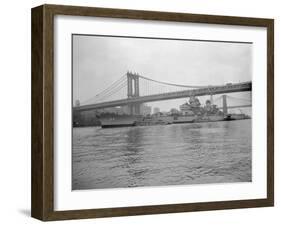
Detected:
left=72, top=34, right=252, bottom=190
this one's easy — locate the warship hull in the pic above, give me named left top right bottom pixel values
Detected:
left=100, top=116, right=137, bottom=128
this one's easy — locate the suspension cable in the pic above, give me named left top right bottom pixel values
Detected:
left=81, top=75, right=126, bottom=104
left=138, top=75, right=211, bottom=89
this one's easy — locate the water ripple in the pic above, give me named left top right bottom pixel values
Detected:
left=72, top=120, right=252, bottom=190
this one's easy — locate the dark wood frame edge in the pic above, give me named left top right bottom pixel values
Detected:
left=31, top=4, right=274, bottom=221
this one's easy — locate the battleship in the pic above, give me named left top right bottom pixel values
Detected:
left=99, top=96, right=250, bottom=128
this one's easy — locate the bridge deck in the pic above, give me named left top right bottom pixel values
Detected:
left=74, top=81, right=251, bottom=111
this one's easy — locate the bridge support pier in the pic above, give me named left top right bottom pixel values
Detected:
left=128, top=104, right=141, bottom=115
left=222, top=94, right=228, bottom=115
left=134, top=104, right=140, bottom=115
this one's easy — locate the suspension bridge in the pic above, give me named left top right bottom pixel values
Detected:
left=74, top=72, right=252, bottom=115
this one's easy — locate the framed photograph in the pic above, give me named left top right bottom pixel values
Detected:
left=31, top=4, right=274, bottom=221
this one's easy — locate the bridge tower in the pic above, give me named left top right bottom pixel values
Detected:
left=127, top=72, right=140, bottom=115
left=222, top=94, right=228, bottom=115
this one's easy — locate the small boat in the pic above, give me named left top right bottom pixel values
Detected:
left=223, top=115, right=236, bottom=121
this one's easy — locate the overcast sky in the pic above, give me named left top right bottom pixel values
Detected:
left=73, top=35, right=252, bottom=112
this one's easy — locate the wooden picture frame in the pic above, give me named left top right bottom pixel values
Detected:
left=31, top=4, right=274, bottom=221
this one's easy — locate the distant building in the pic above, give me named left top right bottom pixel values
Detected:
left=153, top=107, right=160, bottom=114
left=121, top=106, right=131, bottom=115
left=140, top=104, right=152, bottom=116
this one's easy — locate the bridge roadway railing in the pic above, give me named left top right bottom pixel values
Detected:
left=74, top=82, right=252, bottom=111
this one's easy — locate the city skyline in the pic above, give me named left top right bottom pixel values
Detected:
left=87, top=94, right=252, bottom=116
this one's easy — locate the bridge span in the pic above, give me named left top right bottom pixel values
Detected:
left=74, top=81, right=251, bottom=112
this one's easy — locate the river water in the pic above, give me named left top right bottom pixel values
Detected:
left=72, top=120, right=251, bottom=190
